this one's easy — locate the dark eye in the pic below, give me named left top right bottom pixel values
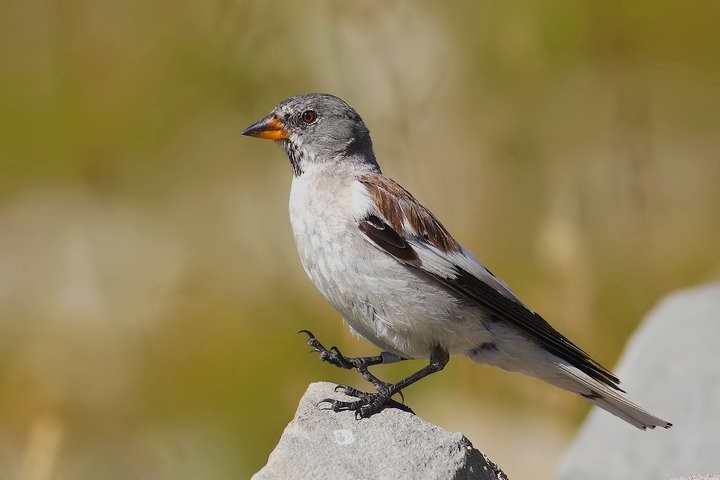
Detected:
left=301, top=110, right=317, bottom=124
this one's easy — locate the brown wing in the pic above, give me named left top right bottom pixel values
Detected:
left=358, top=174, right=461, bottom=254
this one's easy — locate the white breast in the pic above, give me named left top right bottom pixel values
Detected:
left=287, top=166, right=495, bottom=360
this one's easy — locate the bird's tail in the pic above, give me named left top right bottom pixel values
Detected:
left=549, top=361, right=672, bottom=430
left=468, top=345, right=672, bottom=430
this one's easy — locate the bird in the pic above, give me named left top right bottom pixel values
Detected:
left=242, top=93, right=672, bottom=430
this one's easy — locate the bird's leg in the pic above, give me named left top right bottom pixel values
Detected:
left=300, top=330, right=405, bottom=373
left=320, top=345, right=450, bottom=419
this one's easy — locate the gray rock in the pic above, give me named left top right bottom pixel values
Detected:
left=556, top=283, right=720, bottom=480
left=671, top=476, right=720, bottom=480
left=252, top=382, right=507, bottom=480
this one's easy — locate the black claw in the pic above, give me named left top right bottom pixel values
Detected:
left=334, top=384, right=365, bottom=397
left=317, top=398, right=338, bottom=410
left=298, top=329, right=315, bottom=338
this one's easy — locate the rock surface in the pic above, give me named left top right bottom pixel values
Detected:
left=252, top=382, right=507, bottom=480
left=556, top=283, right=720, bottom=480
left=671, top=476, right=720, bottom=480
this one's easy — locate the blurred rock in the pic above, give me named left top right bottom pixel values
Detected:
left=252, top=382, right=507, bottom=480
left=556, top=283, right=720, bottom=480
left=671, top=476, right=720, bottom=480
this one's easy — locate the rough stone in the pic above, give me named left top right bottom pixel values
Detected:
left=556, top=283, right=720, bottom=480
left=671, top=476, right=720, bottom=480
left=252, top=382, right=507, bottom=480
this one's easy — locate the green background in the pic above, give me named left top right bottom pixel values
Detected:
left=1, top=1, right=718, bottom=478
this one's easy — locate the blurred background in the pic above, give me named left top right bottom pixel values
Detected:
left=1, top=0, right=719, bottom=478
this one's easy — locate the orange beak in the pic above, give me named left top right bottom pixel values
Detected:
left=242, top=114, right=289, bottom=140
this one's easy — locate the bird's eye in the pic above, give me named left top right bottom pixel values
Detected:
left=301, top=110, right=317, bottom=124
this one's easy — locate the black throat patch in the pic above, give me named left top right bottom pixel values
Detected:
left=282, top=140, right=304, bottom=177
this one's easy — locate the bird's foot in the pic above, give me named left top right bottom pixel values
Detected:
left=318, top=384, right=413, bottom=419
left=299, top=330, right=381, bottom=370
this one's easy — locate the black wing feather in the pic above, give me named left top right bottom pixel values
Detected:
left=359, top=214, right=419, bottom=262
left=358, top=214, right=621, bottom=391
left=437, top=265, right=622, bottom=390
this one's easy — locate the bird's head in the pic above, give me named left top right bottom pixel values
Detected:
left=242, top=93, right=378, bottom=177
